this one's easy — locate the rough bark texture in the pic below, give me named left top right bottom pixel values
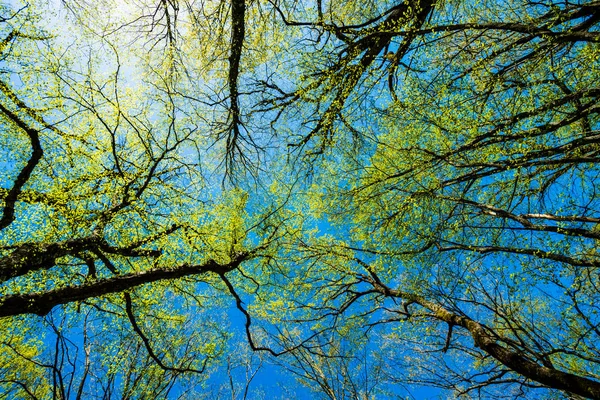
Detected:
left=367, top=278, right=600, bottom=399
left=0, top=255, right=246, bottom=318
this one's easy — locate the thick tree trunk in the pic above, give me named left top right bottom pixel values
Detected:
left=0, top=256, right=245, bottom=318
left=368, top=278, right=600, bottom=399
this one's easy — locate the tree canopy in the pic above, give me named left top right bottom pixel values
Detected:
left=1, top=0, right=600, bottom=398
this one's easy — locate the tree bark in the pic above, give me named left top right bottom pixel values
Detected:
left=367, top=277, right=600, bottom=399
left=0, top=255, right=246, bottom=318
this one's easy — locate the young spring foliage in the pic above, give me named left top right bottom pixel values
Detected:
left=1, top=0, right=600, bottom=398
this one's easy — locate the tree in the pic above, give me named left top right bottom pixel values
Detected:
left=1, top=0, right=600, bottom=398
left=256, top=0, right=600, bottom=397
left=0, top=1, right=280, bottom=396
